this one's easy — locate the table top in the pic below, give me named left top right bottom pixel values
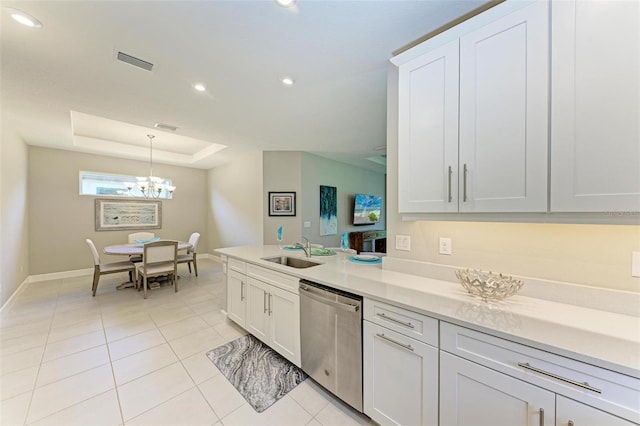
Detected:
left=104, top=241, right=191, bottom=256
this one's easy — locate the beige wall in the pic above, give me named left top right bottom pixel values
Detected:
left=1, top=125, right=29, bottom=307
left=263, top=151, right=303, bottom=245
left=208, top=149, right=263, bottom=250
left=28, top=147, right=208, bottom=274
left=386, top=63, right=640, bottom=293
left=300, top=152, right=385, bottom=248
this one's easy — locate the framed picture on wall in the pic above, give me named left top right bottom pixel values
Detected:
left=268, top=192, right=296, bottom=216
left=95, top=198, right=162, bottom=231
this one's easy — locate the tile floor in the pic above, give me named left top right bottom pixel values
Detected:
left=0, top=259, right=372, bottom=426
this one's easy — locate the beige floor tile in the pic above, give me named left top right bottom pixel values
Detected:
left=47, top=317, right=103, bottom=344
left=212, top=320, right=246, bottom=341
left=31, top=389, right=122, bottom=426
left=108, top=328, right=166, bottom=361
left=36, top=345, right=110, bottom=387
left=220, top=396, right=312, bottom=426
left=287, top=380, right=332, bottom=417
left=26, top=364, right=115, bottom=424
left=0, top=332, right=48, bottom=356
left=0, top=345, right=45, bottom=375
left=50, top=310, right=102, bottom=329
left=0, top=390, right=31, bottom=425
left=42, top=330, right=105, bottom=362
left=117, top=362, right=194, bottom=421
left=126, top=387, right=218, bottom=426
left=159, top=316, right=210, bottom=342
left=181, top=352, right=221, bottom=384
left=0, top=365, right=38, bottom=401
left=200, top=310, right=227, bottom=327
left=0, top=318, right=51, bottom=342
left=198, top=374, right=246, bottom=420
left=167, top=328, right=224, bottom=360
left=314, top=400, right=371, bottom=426
left=104, top=315, right=157, bottom=343
left=112, top=343, right=178, bottom=386
left=306, top=419, right=323, bottom=426
left=149, top=305, right=197, bottom=328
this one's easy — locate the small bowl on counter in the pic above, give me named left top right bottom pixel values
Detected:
left=455, top=269, right=524, bottom=302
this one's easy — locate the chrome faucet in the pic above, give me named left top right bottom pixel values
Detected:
left=294, top=237, right=311, bottom=258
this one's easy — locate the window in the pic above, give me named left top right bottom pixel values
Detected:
left=79, top=171, right=174, bottom=199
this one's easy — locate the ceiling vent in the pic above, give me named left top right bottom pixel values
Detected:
left=154, top=122, right=179, bottom=132
left=117, top=51, right=154, bottom=71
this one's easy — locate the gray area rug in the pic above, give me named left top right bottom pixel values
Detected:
left=206, top=334, right=307, bottom=412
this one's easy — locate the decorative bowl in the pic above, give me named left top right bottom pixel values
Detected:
left=455, top=269, right=524, bottom=302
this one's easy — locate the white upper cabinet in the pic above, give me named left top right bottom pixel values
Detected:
left=395, top=0, right=549, bottom=214
left=458, top=1, right=549, bottom=212
left=550, top=0, right=640, bottom=212
left=398, top=40, right=460, bottom=213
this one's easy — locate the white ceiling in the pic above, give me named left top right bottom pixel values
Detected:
left=1, top=0, right=488, bottom=172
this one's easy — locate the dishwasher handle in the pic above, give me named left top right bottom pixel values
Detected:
left=299, top=285, right=360, bottom=312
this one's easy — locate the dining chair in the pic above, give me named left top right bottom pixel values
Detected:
left=177, top=232, right=201, bottom=277
left=136, top=240, right=178, bottom=299
left=85, top=238, right=135, bottom=297
left=127, top=232, right=156, bottom=262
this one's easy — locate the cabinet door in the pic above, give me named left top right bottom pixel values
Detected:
left=550, top=0, right=640, bottom=212
left=398, top=39, right=460, bottom=213
left=226, top=270, right=246, bottom=328
left=459, top=1, right=549, bottom=212
left=363, top=321, right=438, bottom=426
left=440, top=352, right=554, bottom=426
left=268, top=284, right=301, bottom=367
left=245, top=278, right=269, bottom=344
left=556, top=396, right=636, bottom=426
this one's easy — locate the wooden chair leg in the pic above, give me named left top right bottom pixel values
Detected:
left=143, top=276, right=148, bottom=299
left=193, top=257, right=198, bottom=277
left=187, top=263, right=192, bottom=274
left=174, top=272, right=179, bottom=293
left=92, top=269, right=100, bottom=297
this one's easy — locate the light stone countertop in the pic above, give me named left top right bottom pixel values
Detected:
left=215, top=244, right=640, bottom=379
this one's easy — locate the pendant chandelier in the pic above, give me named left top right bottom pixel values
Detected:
left=125, top=134, right=175, bottom=198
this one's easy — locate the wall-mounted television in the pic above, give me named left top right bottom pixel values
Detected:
left=353, top=193, right=382, bottom=225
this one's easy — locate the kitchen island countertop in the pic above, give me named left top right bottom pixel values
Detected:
left=215, top=245, right=640, bottom=379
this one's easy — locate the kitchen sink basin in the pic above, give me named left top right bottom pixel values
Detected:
left=262, top=256, right=320, bottom=269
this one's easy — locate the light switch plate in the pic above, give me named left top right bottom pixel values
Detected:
left=303, top=221, right=311, bottom=228
left=439, top=237, right=452, bottom=255
left=633, top=252, right=640, bottom=278
left=396, top=235, right=411, bottom=251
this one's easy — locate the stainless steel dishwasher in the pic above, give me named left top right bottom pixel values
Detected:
left=299, top=279, right=363, bottom=412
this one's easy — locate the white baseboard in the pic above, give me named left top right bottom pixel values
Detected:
left=29, top=268, right=93, bottom=283
left=0, top=277, right=30, bottom=314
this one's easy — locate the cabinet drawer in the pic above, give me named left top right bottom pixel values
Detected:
left=364, top=299, right=438, bottom=347
left=228, top=258, right=246, bottom=273
left=247, top=264, right=299, bottom=293
left=441, top=322, right=640, bottom=423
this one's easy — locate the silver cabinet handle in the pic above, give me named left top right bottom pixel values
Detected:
left=463, top=163, right=468, bottom=202
left=376, top=312, right=415, bottom=329
left=268, top=293, right=273, bottom=316
left=263, top=291, right=268, bottom=314
left=299, top=286, right=359, bottom=312
left=518, top=362, right=602, bottom=394
left=447, top=166, right=453, bottom=202
left=376, top=333, right=414, bottom=352
left=539, top=408, right=544, bottom=426
left=240, top=281, right=245, bottom=301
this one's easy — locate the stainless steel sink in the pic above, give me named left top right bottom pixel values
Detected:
left=262, top=256, right=320, bottom=269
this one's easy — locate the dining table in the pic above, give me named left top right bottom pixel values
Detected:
left=103, top=240, right=193, bottom=289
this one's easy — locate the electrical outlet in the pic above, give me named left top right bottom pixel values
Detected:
left=396, top=235, right=411, bottom=251
left=439, top=237, right=452, bottom=255
left=303, top=221, right=311, bottom=228
left=633, top=252, right=640, bottom=278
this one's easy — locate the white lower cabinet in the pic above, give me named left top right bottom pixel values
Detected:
left=440, top=351, right=555, bottom=426
left=556, top=396, right=637, bottom=426
left=226, top=269, right=247, bottom=327
left=363, top=299, right=439, bottom=426
left=246, top=276, right=301, bottom=367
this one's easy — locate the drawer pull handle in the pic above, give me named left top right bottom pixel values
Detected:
left=517, top=362, right=602, bottom=394
left=447, top=166, right=453, bottom=203
left=240, top=281, right=245, bottom=301
left=539, top=408, right=544, bottom=426
left=376, top=312, right=415, bottom=329
left=376, top=333, right=414, bottom=352
left=463, top=163, right=468, bottom=202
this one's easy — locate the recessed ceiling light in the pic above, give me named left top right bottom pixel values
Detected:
left=6, top=8, right=42, bottom=28
left=276, top=0, right=296, bottom=7
left=281, top=77, right=295, bottom=86
left=193, top=83, right=206, bottom=92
